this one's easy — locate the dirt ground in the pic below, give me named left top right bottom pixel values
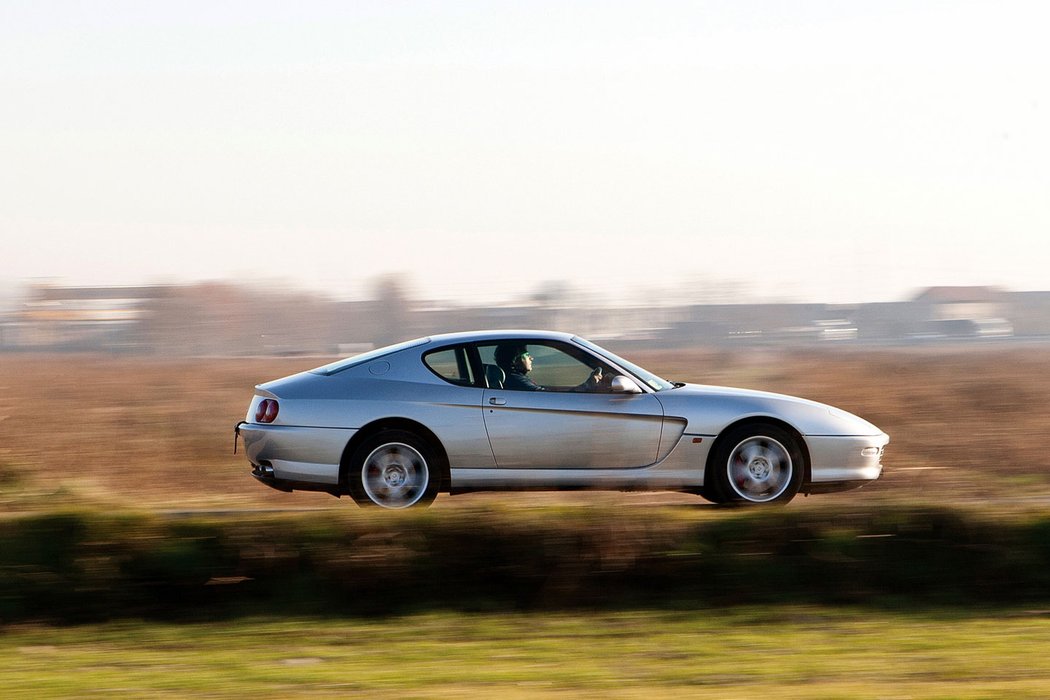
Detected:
left=1, top=346, right=1047, bottom=511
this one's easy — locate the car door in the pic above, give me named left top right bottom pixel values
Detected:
left=478, top=340, right=664, bottom=468
left=420, top=344, right=495, bottom=468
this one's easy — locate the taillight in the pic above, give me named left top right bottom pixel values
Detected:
left=255, top=399, right=279, bottom=423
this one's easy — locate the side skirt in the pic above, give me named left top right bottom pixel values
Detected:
left=448, top=467, right=705, bottom=493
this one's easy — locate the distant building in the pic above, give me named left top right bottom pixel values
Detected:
left=1005, top=291, right=1050, bottom=337
left=912, top=286, right=1006, bottom=320
left=911, top=286, right=1012, bottom=339
left=11, top=284, right=167, bottom=350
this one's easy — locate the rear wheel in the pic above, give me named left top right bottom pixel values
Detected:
left=711, top=423, right=804, bottom=505
left=348, top=430, right=439, bottom=509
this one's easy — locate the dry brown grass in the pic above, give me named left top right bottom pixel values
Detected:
left=1, top=347, right=1048, bottom=510
left=0, top=354, right=313, bottom=511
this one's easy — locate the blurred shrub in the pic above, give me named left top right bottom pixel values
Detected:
left=2, top=506, right=1050, bottom=623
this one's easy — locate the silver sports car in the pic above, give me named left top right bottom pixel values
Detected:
left=235, top=330, right=887, bottom=508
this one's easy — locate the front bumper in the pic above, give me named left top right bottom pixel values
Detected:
left=805, top=433, right=889, bottom=485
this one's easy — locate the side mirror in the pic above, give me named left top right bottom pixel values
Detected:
left=610, top=375, right=643, bottom=394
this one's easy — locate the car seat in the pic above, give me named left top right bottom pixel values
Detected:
left=484, top=364, right=505, bottom=389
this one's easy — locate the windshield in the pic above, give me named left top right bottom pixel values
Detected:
left=572, top=337, right=675, bottom=392
left=309, top=337, right=431, bottom=375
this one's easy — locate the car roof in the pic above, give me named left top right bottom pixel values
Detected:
left=309, top=330, right=581, bottom=376
left=426, top=329, right=577, bottom=345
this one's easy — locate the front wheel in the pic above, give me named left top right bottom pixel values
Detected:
left=348, top=431, right=439, bottom=509
left=710, top=423, right=804, bottom=505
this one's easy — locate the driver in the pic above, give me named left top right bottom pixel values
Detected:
left=495, top=343, right=604, bottom=392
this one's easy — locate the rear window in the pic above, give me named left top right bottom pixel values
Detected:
left=423, top=346, right=476, bottom=386
left=310, top=337, right=430, bottom=376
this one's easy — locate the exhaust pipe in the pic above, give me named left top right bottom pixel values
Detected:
left=251, top=462, right=276, bottom=480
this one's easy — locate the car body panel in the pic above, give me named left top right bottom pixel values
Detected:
left=482, top=389, right=665, bottom=468
left=238, top=423, right=352, bottom=484
left=236, top=330, right=888, bottom=501
left=654, top=384, right=884, bottom=438
left=251, top=368, right=497, bottom=470
left=805, top=434, right=887, bottom=483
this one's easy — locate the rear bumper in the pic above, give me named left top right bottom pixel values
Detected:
left=235, top=422, right=355, bottom=487
left=251, top=462, right=343, bottom=495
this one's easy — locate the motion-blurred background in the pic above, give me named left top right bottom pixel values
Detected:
left=2, top=0, right=1049, bottom=579
left=3, top=1, right=1047, bottom=315
left=3, top=4, right=1050, bottom=696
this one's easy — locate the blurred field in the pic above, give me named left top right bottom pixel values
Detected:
left=3, top=348, right=1050, bottom=698
left=1, top=346, right=1049, bottom=511
left=5, top=609, right=1050, bottom=698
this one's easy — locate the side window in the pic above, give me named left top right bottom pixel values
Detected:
left=528, top=344, right=595, bottom=388
left=479, top=340, right=610, bottom=392
left=423, top=346, right=475, bottom=387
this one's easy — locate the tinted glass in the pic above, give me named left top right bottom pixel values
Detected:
left=309, top=337, right=430, bottom=375
left=479, top=340, right=610, bottom=392
left=572, top=336, right=673, bottom=391
left=423, top=346, right=475, bottom=386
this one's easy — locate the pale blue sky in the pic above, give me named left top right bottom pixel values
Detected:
left=2, top=1, right=1047, bottom=304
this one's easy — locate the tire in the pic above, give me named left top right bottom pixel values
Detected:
left=347, top=430, right=439, bottom=509
left=699, top=483, right=729, bottom=505
left=711, top=423, right=804, bottom=505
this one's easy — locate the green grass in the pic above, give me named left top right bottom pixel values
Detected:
left=4, top=608, right=1050, bottom=698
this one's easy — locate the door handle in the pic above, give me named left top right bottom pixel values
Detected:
left=489, top=397, right=507, bottom=406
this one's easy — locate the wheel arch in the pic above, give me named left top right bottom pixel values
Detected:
left=703, top=416, right=811, bottom=488
left=339, top=418, right=451, bottom=493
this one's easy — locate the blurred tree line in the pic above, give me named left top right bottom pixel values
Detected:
left=127, top=275, right=588, bottom=355
left=137, top=277, right=418, bottom=356
left=3, top=275, right=611, bottom=355
left=11, top=279, right=1049, bottom=355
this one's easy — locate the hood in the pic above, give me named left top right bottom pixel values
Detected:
left=655, top=383, right=885, bottom=437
